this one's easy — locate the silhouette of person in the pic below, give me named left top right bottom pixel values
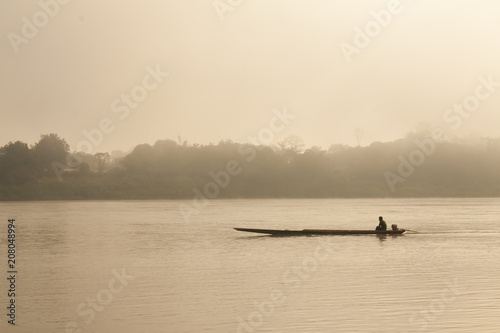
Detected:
left=376, top=216, right=387, bottom=231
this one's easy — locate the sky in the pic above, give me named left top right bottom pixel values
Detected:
left=1, top=0, right=500, bottom=154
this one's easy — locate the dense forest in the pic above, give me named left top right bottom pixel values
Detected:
left=1, top=132, right=500, bottom=200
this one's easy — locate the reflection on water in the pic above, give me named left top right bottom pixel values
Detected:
left=0, top=199, right=499, bottom=332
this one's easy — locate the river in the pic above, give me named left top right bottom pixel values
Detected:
left=0, top=198, right=499, bottom=332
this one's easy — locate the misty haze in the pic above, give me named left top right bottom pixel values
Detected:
left=1, top=1, right=500, bottom=333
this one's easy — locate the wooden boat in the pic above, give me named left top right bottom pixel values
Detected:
left=234, top=227, right=406, bottom=236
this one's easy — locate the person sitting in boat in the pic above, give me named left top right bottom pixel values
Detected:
left=376, top=216, right=387, bottom=231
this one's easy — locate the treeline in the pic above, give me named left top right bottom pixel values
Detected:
left=1, top=132, right=500, bottom=200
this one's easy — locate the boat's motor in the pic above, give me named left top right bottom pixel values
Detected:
left=391, top=224, right=399, bottom=230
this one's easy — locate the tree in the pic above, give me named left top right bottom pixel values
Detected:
left=94, top=152, right=110, bottom=173
left=33, top=134, right=70, bottom=172
left=328, top=144, right=350, bottom=154
left=79, top=162, right=90, bottom=175
left=277, top=135, right=305, bottom=154
left=0, top=141, right=37, bottom=184
left=353, top=128, right=364, bottom=147
left=122, top=144, right=155, bottom=173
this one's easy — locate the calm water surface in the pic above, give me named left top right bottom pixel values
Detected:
left=0, top=199, right=499, bottom=332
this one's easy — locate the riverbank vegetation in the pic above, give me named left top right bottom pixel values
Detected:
left=1, top=132, right=500, bottom=200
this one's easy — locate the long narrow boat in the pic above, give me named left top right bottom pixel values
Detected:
left=234, top=227, right=406, bottom=236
